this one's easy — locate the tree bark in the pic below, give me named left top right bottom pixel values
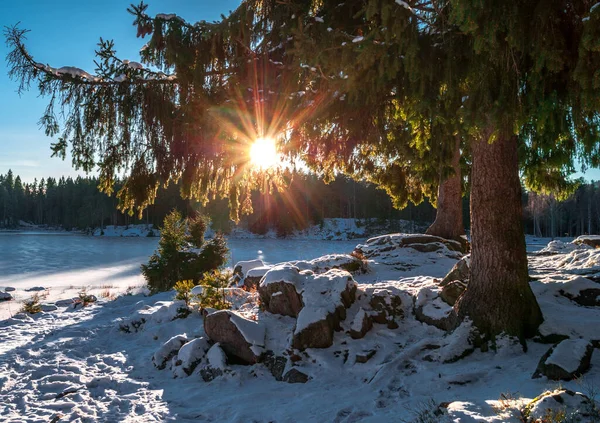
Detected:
left=455, top=130, right=543, bottom=339
left=426, top=137, right=465, bottom=242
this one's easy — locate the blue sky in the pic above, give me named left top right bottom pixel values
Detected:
left=0, top=0, right=241, bottom=182
left=1, top=1, right=600, bottom=183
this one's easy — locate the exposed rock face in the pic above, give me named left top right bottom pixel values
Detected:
left=349, top=308, right=373, bottom=339
left=440, top=256, right=470, bottom=286
left=203, top=310, right=265, bottom=364
left=533, top=339, right=594, bottom=381
left=525, top=389, right=599, bottom=422
left=200, top=343, right=228, bottom=382
left=153, top=334, right=188, bottom=370
left=439, top=281, right=467, bottom=306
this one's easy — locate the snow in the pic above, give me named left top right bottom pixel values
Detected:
left=352, top=36, right=364, bottom=43
left=206, top=343, right=227, bottom=370
left=545, top=339, right=590, bottom=373
left=234, top=259, right=265, bottom=277
left=351, top=308, right=367, bottom=332
left=153, top=334, right=188, bottom=369
left=1, top=234, right=600, bottom=421
left=591, top=2, right=600, bottom=13
left=228, top=311, right=266, bottom=352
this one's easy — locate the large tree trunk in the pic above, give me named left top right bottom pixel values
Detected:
left=455, top=130, right=543, bottom=339
left=426, top=137, right=465, bottom=242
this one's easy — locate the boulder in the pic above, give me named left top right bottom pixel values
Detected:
left=203, top=310, right=265, bottom=364
left=243, top=266, right=271, bottom=290
left=262, top=352, right=288, bottom=381
left=153, top=334, right=188, bottom=370
left=414, top=288, right=459, bottom=332
left=232, top=259, right=265, bottom=285
left=355, top=349, right=377, bottom=364
left=367, top=288, right=404, bottom=327
left=258, top=265, right=304, bottom=317
left=439, top=281, right=467, bottom=306
left=525, top=389, right=599, bottom=422
left=200, top=343, right=228, bottom=382
left=292, top=270, right=357, bottom=350
left=282, top=368, right=309, bottom=384
left=440, top=256, right=470, bottom=286
left=4, top=287, right=15, bottom=292
left=172, top=337, right=211, bottom=377
left=354, top=233, right=465, bottom=260
left=40, top=304, right=58, bottom=312
left=309, top=254, right=367, bottom=274
left=349, top=308, right=373, bottom=339
left=533, top=339, right=594, bottom=381
left=0, top=292, right=13, bottom=302
left=25, top=286, right=45, bottom=292
left=574, top=235, right=600, bottom=248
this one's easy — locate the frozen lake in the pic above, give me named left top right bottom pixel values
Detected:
left=0, top=232, right=362, bottom=291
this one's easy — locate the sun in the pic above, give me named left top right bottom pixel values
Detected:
left=249, top=137, right=279, bottom=169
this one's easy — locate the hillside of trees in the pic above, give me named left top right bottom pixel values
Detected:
left=1, top=169, right=597, bottom=238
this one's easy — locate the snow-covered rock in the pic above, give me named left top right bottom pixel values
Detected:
left=172, top=337, right=211, bottom=378
left=203, top=310, right=265, bottom=364
left=349, top=307, right=372, bottom=339
left=365, top=286, right=405, bottom=328
left=525, top=389, right=599, bottom=422
left=557, top=276, right=600, bottom=307
left=440, top=255, right=470, bottom=286
left=0, top=292, right=13, bottom=301
left=233, top=259, right=265, bottom=286
left=356, top=233, right=464, bottom=259
left=439, top=280, right=467, bottom=306
left=292, top=269, right=357, bottom=349
left=199, top=343, right=228, bottom=382
left=308, top=254, right=367, bottom=274
left=243, top=266, right=271, bottom=290
left=414, top=287, right=458, bottom=331
left=574, top=234, right=600, bottom=248
left=119, top=300, right=188, bottom=333
left=258, top=264, right=305, bottom=317
left=153, top=334, right=188, bottom=370
left=533, top=339, right=594, bottom=381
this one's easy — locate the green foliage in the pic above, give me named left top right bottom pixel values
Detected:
left=173, top=279, right=195, bottom=307
left=141, top=210, right=228, bottom=294
left=197, top=270, right=232, bottom=310
left=21, top=294, right=42, bottom=314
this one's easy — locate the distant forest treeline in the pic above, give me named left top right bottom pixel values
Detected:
left=0, top=169, right=598, bottom=237
left=0, top=169, right=438, bottom=234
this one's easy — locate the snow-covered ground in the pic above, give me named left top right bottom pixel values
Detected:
left=1, top=233, right=599, bottom=422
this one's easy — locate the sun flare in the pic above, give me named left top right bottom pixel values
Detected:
left=249, top=137, right=279, bottom=169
